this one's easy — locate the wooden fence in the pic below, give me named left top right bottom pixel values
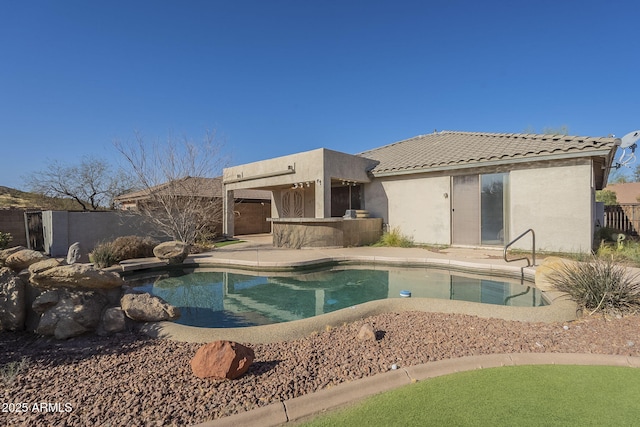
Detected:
left=604, top=204, right=640, bottom=235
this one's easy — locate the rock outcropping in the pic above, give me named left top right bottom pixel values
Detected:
left=0, top=245, right=181, bottom=339
left=30, top=263, right=123, bottom=289
left=0, top=267, right=25, bottom=331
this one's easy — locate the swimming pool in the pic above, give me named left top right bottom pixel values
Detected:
left=127, top=266, right=546, bottom=328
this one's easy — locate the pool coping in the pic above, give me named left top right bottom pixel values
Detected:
left=121, top=252, right=579, bottom=344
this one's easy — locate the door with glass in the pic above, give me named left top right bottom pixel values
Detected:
left=452, top=173, right=508, bottom=246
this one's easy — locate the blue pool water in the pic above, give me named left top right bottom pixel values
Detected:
left=128, top=266, right=545, bottom=328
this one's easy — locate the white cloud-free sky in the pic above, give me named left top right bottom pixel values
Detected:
left=2, top=0, right=639, bottom=189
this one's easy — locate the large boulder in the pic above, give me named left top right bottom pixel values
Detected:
left=120, top=292, right=180, bottom=322
left=66, top=242, right=82, bottom=265
left=153, top=241, right=190, bottom=265
left=5, top=249, right=46, bottom=271
left=0, top=246, right=26, bottom=266
left=35, top=289, right=108, bottom=339
left=0, top=267, right=26, bottom=331
left=97, top=307, right=126, bottom=336
left=30, top=263, right=123, bottom=290
left=32, top=290, right=60, bottom=314
left=28, top=258, right=63, bottom=275
left=190, top=341, right=255, bottom=380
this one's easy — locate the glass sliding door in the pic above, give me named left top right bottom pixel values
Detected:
left=480, top=173, right=508, bottom=245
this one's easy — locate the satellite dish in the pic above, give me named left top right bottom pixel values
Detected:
left=620, top=130, right=640, bottom=149
left=615, top=130, right=640, bottom=169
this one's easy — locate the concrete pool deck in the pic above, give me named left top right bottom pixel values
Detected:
left=121, top=234, right=578, bottom=344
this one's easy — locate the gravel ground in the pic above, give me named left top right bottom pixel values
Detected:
left=2, top=311, right=640, bottom=426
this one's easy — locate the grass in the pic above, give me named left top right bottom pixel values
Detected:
left=213, top=239, right=244, bottom=248
left=301, top=365, right=640, bottom=427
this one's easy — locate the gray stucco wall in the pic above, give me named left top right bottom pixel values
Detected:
left=42, top=211, right=171, bottom=261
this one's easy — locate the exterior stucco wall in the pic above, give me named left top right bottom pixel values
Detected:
left=364, top=159, right=595, bottom=252
left=364, top=175, right=451, bottom=245
left=223, top=148, right=376, bottom=230
left=509, top=161, right=593, bottom=253
left=42, top=211, right=171, bottom=261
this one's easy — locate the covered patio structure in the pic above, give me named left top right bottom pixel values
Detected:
left=222, top=148, right=383, bottom=248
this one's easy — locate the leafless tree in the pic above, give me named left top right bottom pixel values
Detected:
left=25, top=156, right=133, bottom=210
left=114, top=131, right=227, bottom=245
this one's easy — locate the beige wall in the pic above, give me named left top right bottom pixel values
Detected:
left=365, top=175, right=451, bottom=245
left=365, top=159, right=596, bottom=252
left=510, top=160, right=593, bottom=253
left=223, top=148, right=377, bottom=234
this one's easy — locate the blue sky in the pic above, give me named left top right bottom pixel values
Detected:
left=1, top=0, right=639, bottom=190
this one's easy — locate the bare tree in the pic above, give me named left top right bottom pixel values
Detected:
left=113, top=131, right=227, bottom=245
left=25, top=156, right=133, bottom=210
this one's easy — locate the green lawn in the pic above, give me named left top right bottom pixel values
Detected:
left=301, top=365, right=640, bottom=427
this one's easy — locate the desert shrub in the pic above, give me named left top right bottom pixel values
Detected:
left=90, top=235, right=158, bottom=268
left=89, top=242, right=119, bottom=268
left=0, top=231, right=12, bottom=249
left=375, top=227, right=414, bottom=248
left=1, top=357, right=30, bottom=387
left=548, top=256, right=640, bottom=315
left=109, top=235, right=158, bottom=261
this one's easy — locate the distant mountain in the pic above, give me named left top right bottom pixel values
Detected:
left=0, top=186, right=80, bottom=210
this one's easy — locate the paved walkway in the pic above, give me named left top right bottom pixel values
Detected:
left=119, top=235, right=613, bottom=426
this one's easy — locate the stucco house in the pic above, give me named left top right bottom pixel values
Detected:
left=223, top=131, right=618, bottom=253
left=116, top=176, right=272, bottom=235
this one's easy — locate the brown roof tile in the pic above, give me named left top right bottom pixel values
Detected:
left=359, top=130, right=617, bottom=175
left=603, top=182, right=640, bottom=204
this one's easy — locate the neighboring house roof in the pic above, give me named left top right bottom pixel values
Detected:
left=116, top=176, right=271, bottom=203
left=603, top=182, right=640, bottom=204
left=358, top=130, right=618, bottom=176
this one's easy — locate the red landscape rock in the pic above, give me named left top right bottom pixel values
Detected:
left=190, top=340, right=255, bottom=380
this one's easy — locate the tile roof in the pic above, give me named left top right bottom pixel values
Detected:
left=602, top=182, right=640, bottom=204
left=116, top=177, right=271, bottom=202
left=358, top=130, right=618, bottom=175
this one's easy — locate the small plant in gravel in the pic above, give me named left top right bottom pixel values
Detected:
left=1, top=357, right=30, bottom=387
left=0, top=231, right=12, bottom=249
left=375, top=227, right=414, bottom=248
left=548, top=256, right=640, bottom=315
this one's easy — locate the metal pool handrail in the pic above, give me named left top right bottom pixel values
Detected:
left=504, top=228, right=536, bottom=267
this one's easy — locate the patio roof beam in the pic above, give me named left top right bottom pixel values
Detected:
left=224, top=165, right=296, bottom=184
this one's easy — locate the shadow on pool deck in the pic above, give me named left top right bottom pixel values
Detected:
left=121, top=234, right=578, bottom=344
